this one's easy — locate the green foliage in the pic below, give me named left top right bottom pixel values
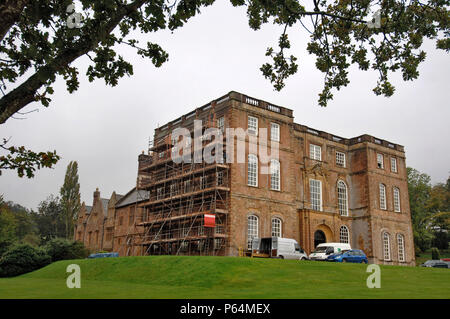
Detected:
left=0, top=198, right=17, bottom=256
left=432, top=231, right=449, bottom=250
left=242, top=0, right=449, bottom=106
left=408, top=168, right=450, bottom=252
left=0, top=138, right=60, bottom=178
left=60, top=161, right=81, bottom=239
left=44, top=238, right=89, bottom=262
left=32, top=195, right=66, bottom=243
left=0, top=244, right=51, bottom=277
left=408, top=167, right=433, bottom=252
left=0, top=0, right=447, bottom=126
left=431, top=247, right=440, bottom=260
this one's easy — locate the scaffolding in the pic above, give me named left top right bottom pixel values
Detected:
left=132, top=114, right=230, bottom=256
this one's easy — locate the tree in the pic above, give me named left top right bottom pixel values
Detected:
left=32, top=195, right=66, bottom=243
left=0, top=1, right=448, bottom=121
left=0, top=137, right=60, bottom=178
left=431, top=247, right=440, bottom=260
left=0, top=196, right=18, bottom=255
left=0, top=1, right=448, bottom=176
left=60, top=161, right=81, bottom=239
left=407, top=167, right=433, bottom=252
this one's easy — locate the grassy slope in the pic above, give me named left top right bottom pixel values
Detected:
left=0, top=256, right=449, bottom=299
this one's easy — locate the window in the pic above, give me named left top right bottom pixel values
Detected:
left=379, top=184, right=387, bottom=210
left=129, top=209, right=134, bottom=224
left=270, top=159, right=280, bottom=191
left=216, top=171, right=224, bottom=186
left=247, top=215, right=259, bottom=249
left=248, top=154, right=258, bottom=187
left=336, top=151, right=346, bottom=167
left=270, top=123, right=280, bottom=142
left=310, top=179, right=322, bottom=211
left=106, top=229, right=113, bottom=241
left=119, top=216, right=123, bottom=226
left=337, top=180, right=348, bottom=216
left=170, top=182, right=178, bottom=196
left=214, top=238, right=222, bottom=249
left=158, top=151, right=165, bottom=159
left=200, top=176, right=207, bottom=189
left=157, top=187, right=164, bottom=200
left=184, top=180, right=191, bottom=193
left=217, top=116, right=225, bottom=133
left=391, top=157, right=397, bottom=173
left=377, top=153, right=384, bottom=169
left=397, top=234, right=405, bottom=262
left=393, top=187, right=401, bottom=212
left=271, top=218, right=282, bottom=237
left=340, top=226, right=349, bottom=244
left=310, top=144, right=322, bottom=161
left=383, top=232, right=391, bottom=260
left=248, top=116, right=258, bottom=135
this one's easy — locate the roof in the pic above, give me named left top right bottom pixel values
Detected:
left=115, top=187, right=149, bottom=208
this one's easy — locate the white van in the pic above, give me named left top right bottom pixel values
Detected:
left=252, top=237, right=309, bottom=260
left=308, top=243, right=351, bottom=261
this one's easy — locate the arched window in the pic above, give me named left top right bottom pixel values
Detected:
left=270, top=159, right=280, bottom=191
left=339, top=225, right=349, bottom=244
left=379, top=184, right=387, bottom=210
left=247, top=215, right=259, bottom=249
left=248, top=154, right=258, bottom=187
left=271, top=218, right=282, bottom=237
left=397, top=234, right=405, bottom=262
left=393, top=187, right=401, bottom=212
left=383, top=232, right=391, bottom=260
left=337, top=180, right=348, bottom=216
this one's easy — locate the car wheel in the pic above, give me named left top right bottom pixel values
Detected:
left=362, top=259, right=368, bottom=264
left=279, top=256, right=284, bottom=259
left=342, top=259, right=347, bottom=263
left=301, top=257, right=307, bottom=261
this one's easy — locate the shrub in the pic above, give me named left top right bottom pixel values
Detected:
left=431, top=247, right=440, bottom=260
left=432, top=231, right=449, bottom=250
left=44, top=238, right=89, bottom=262
left=0, top=244, right=51, bottom=277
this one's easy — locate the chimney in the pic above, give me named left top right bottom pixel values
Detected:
left=94, top=188, right=100, bottom=201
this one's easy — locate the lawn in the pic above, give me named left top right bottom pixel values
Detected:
left=0, top=256, right=449, bottom=299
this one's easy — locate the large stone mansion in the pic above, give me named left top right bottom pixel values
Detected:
left=74, top=91, right=415, bottom=265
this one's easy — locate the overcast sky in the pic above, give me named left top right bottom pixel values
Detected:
left=1, top=2, right=449, bottom=211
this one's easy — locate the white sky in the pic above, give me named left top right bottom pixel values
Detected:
left=1, top=2, right=449, bottom=211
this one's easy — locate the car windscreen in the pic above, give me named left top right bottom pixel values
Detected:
left=313, top=246, right=329, bottom=253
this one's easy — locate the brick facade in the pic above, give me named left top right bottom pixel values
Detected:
left=74, top=91, right=415, bottom=265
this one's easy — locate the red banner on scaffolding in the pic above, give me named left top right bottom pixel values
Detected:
left=204, top=214, right=215, bottom=228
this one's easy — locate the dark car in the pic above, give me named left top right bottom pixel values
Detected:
left=326, top=249, right=368, bottom=263
left=420, top=260, right=449, bottom=268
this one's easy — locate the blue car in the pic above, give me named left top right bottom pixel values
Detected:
left=87, top=252, right=119, bottom=259
left=326, top=249, right=368, bottom=263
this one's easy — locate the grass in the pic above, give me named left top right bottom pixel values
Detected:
left=0, top=256, right=449, bottom=299
left=415, top=249, right=450, bottom=266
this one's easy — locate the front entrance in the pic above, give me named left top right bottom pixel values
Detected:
left=314, top=230, right=326, bottom=247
